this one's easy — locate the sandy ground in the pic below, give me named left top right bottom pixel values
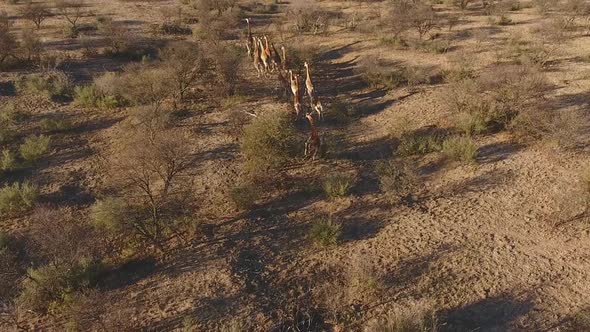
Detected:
left=3, top=0, right=590, bottom=331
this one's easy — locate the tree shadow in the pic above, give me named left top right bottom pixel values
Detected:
left=319, top=41, right=362, bottom=63
left=341, top=218, right=384, bottom=242
left=98, top=257, right=158, bottom=291
left=440, top=294, right=534, bottom=332
left=382, top=243, right=458, bottom=291
left=43, top=183, right=94, bottom=207
left=0, top=81, right=16, bottom=96
left=192, top=143, right=238, bottom=162
left=477, top=141, right=524, bottom=164
left=337, top=136, right=393, bottom=161
left=434, top=168, right=516, bottom=198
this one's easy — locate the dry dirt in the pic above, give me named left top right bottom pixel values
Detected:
left=2, top=0, right=590, bottom=331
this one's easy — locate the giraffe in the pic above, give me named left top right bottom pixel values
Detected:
left=253, top=37, right=263, bottom=77
left=277, top=68, right=290, bottom=98
left=305, top=112, right=321, bottom=160
left=289, top=70, right=302, bottom=118
left=245, top=18, right=254, bottom=58
left=304, top=62, right=323, bottom=119
left=289, top=70, right=298, bottom=97
left=303, top=62, right=315, bottom=98
left=259, top=37, right=270, bottom=74
left=271, top=42, right=281, bottom=71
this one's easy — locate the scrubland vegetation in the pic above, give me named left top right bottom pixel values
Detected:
left=2, top=0, right=590, bottom=330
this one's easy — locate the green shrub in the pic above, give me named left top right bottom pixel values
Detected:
left=20, top=135, right=50, bottom=162
left=95, top=95, right=120, bottom=109
left=18, top=259, right=104, bottom=313
left=241, top=109, right=298, bottom=175
left=17, top=71, right=72, bottom=99
left=323, top=174, right=354, bottom=199
left=441, top=136, right=478, bottom=163
left=74, top=85, right=120, bottom=109
left=0, top=149, right=17, bottom=172
left=376, top=159, right=419, bottom=203
left=73, top=85, right=98, bottom=107
left=90, top=197, right=126, bottom=234
left=0, top=181, right=39, bottom=216
left=309, top=217, right=341, bottom=246
left=0, top=101, right=25, bottom=125
left=230, top=183, right=260, bottom=210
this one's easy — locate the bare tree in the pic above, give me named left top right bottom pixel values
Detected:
left=105, top=125, right=195, bottom=252
left=54, top=0, right=85, bottom=30
left=19, top=1, right=51, bottom=29
left=0, top=11, right=17, bottom=65
left=159, top=41, right=209, bottom=102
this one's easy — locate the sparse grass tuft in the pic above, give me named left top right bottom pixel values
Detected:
left=310, top=217, right=341, bottom=246
left=441, top=136, right=478, bottom=163
left=230, top=183, right=261, bottom=210
left=323, top=174, right=354, bottom=199
left=364, top=301, right=437, bottom=332
left=0, top=181, right=39, bottom=216
left=376, top=159, right=419, bottom=204
left=41, top=115, right=72, bottom=133
left=454, top=111, right=487, bottom=136
left=397, top=132, right=443, bottom=156
left=20, top=135, right=50, bottom=162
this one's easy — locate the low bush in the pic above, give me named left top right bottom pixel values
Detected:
left=241, top=109, right=298, bottom=175
left=20, top=135, right=50, bottom=162
left=0, top=181, right=39, bottom=216
left=0, top=102, right=26, bottom=125
left=444, top=64, right=550, bottom=132
left=309, top=217, right=341, bottom=246
left=323, top=174, right=354, bottom=199
left=230, top=183, right=260, bottom=210
left=376, top=159, right=419, bottom=203
left=16, top=71, right=72, bottom=99
left=90, top=197, right=127, bottom=234
left=18, top=259, right=104, bottom=313
left=74, top=85, right=121, bottom=109
left=441, top=136, right=478, bottom=163
left=1, top=149, right=17, bottom=172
